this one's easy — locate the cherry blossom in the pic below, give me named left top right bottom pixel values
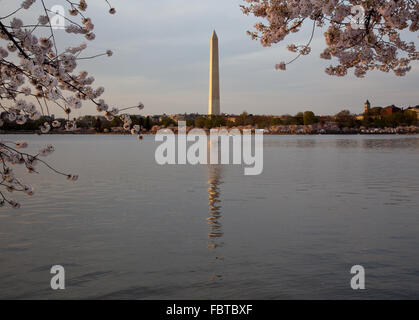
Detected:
left=241, top=0, right=419, bottom=77
left=1, top=1, right=144, bottom=208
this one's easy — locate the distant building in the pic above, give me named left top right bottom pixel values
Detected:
left=364, top=100, right=371, bottom=113
left=382, top=105, right=402, bottom=115
left=406, top=106, right=419, bottom=117
left=151, top=115, right=161, bottom=122
left=169, top=114, right=185, bottom=121
left=371, top=106, right=382, bottom=112
left=226, top=116, right=238, bottom=123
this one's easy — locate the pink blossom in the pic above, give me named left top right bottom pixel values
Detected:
left=242, top=0, right=419, bottom=77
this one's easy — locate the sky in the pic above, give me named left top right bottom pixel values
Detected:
left=2, top=0, right=419, bottom=116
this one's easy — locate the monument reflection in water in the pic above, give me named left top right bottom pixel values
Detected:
left=206, top=141, right=224, bottom=281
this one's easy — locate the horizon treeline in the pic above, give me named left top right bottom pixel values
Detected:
left=1, top=110, right=417, bottom=132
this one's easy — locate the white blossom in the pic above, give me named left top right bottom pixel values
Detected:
left=38, top=144, right=54, bottom=157
left=0, top=0, right=143, bottom=209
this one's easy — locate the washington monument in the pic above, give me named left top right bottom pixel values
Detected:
left=208, top=30, right=220, bottom=115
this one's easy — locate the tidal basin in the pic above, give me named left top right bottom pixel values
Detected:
left=0, top=134, right=418, bottom=299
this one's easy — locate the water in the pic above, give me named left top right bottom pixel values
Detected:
left=0, top=134, right=418, bottom=299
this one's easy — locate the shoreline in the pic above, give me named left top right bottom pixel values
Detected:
left=1, top=131, right=418, bottom=136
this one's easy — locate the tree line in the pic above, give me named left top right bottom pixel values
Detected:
left=1, top=110, right=417, bottom=133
